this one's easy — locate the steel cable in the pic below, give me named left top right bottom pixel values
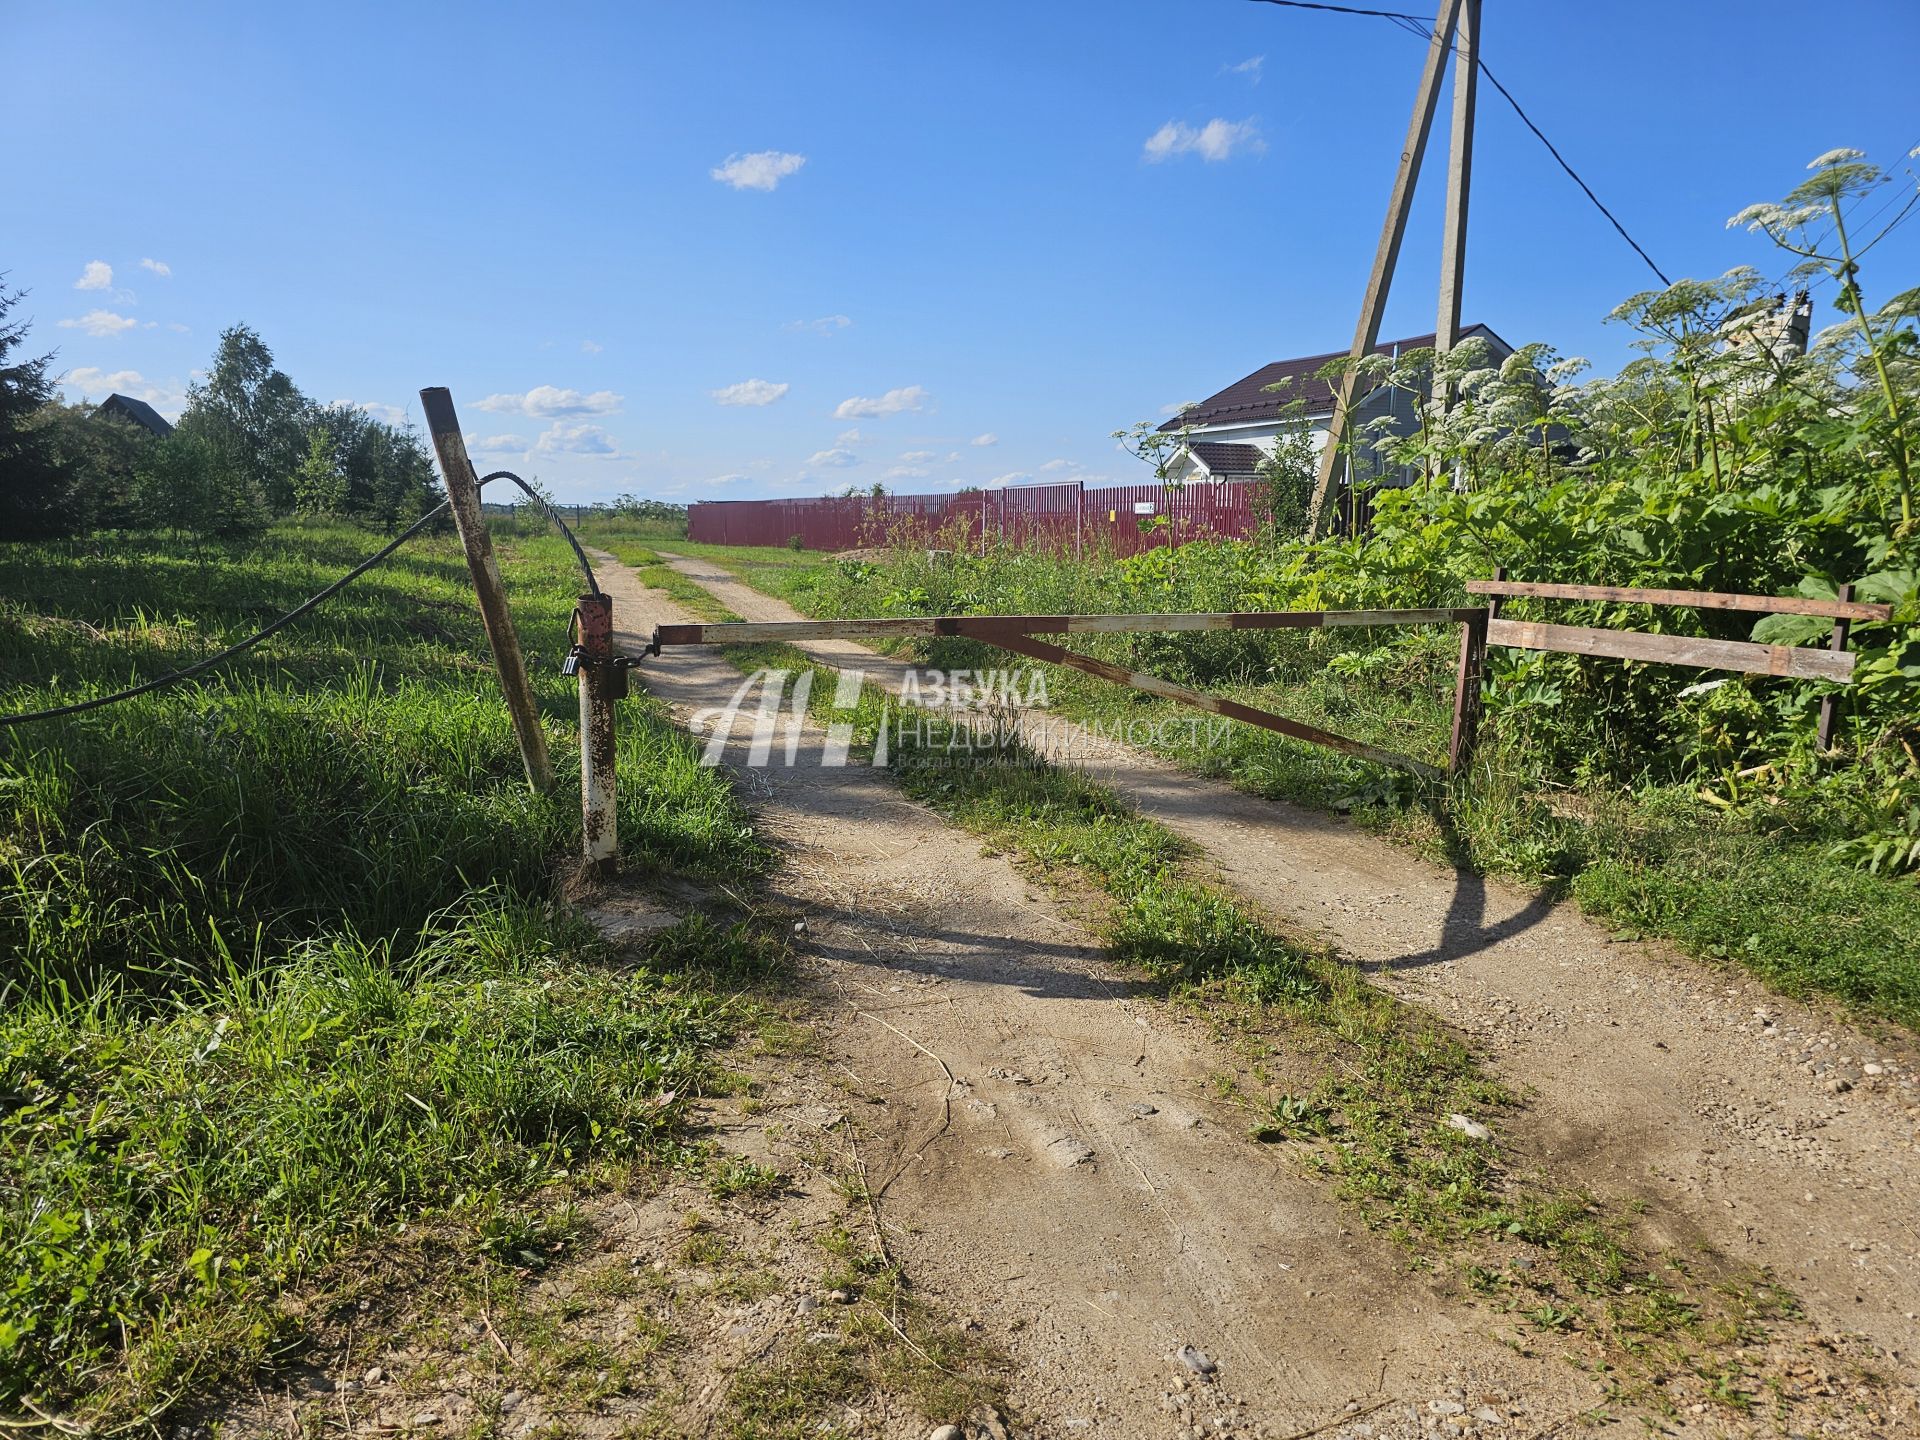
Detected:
left=0, top=471, right=597, bottom=727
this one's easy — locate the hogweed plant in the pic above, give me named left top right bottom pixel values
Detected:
left=1731, top=146, right=1920, bottom=536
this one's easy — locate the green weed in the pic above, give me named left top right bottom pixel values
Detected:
left=0, top=523, right=771, bottom=1421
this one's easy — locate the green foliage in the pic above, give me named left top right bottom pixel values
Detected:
left=0, top=279, right=67, bottom=539
left=175, top=324, right=311, bottom=514
left=610, top=492, right=690, bottom=532
left=0, top=523, right=771, bottom=1419
left=304, top=400, right=441, bottom=529
left=133, top=429, right=269, bottom=538
left=26, top=400, right=149, bottom=531
left=292, top=425, right=348, bottom=515
left=1254, top=399, right=1317, bottom=535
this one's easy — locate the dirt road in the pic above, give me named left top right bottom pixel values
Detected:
left=597, top=553, right=1604, bottom=1437
left=642, top=550, right=1920, bottom=1394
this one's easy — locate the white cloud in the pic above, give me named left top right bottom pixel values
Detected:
left=139, top=257, right=172, bottom=277
left=74, top=261, right=113, bottom=291
left=472, top=433, right=529, bottom=452
left=1143, top=117, right=1264, bottom=164
left=786, top=313, right=852, bottom=335
left=807, top=447, right=859, bottom=468
left=835, top=427, right=863, bottom=445
left=970, top=432, right=998, bottom=447
left=1039, top=458, right=1082, bottom=473
left=581, top=339, right=603, bottom=354
left=711, top=150, right=807, bottom=191
left=883, top=465, right=930, bottom=481
left=166, top=322, right=191, bottom=333
left=833, top=385, right=929, bottom=420
left=1224, top=55, right=1264, bottom=81
left=477, top=385, right=623, bottom=417
left=1160, top=400, right=1197, bottom=416
left=898, top=450, right=937, bottom=463
left=58, top=366, right=185, bottom=416
left=987, top=472, right=1032, bottom=488
left=59, top=309, right=138, bottom=337
left=711, top=378, right=790, bottom=407
left=702, top=473, right=748, bottom=487
left=536, top=422, right=618, bottom=456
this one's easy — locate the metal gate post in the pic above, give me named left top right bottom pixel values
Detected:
left=420, top=386, right=555, bottom=793
left=576, top=592, right=619, bottom=872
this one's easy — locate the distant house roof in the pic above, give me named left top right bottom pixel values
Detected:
left=1159, top=324, right=1510, bottom=432
left=1186, top=441, right=1265, bottom=479
left=96, top=393, right=173, bottom=438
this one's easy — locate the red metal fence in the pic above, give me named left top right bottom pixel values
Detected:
left=688, top=480, right=1265, bottom=557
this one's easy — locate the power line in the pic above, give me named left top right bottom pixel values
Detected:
left=1246, top=0, right=1673, bottom=285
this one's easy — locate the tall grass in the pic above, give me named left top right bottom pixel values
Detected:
left=0, top=522, right=768, bottom=1419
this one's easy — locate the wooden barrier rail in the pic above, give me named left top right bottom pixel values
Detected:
left=1465, top=578, right=1890, bottom=623
left=651, top=607, right=1483, bottom=648
left=1485, top=619, right=1856, bottom=682
left=1471, top=570, right=1891, bottom=753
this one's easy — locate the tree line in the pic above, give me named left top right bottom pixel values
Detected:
left=1, top=283, right=441, bottom=539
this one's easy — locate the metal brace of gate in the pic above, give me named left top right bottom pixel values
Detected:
left=643, top=607, right=1491, bottom=781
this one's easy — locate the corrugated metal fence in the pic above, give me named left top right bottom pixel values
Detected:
left=689, top=480, right=1265, bottom=556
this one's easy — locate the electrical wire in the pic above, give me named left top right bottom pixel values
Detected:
left=1246, top=0, right=1673, bottom=285
left=0, top=470, right=599, bottom=728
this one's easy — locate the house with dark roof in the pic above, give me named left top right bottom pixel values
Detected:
left=1160, top=324, right=1512, bottom=492
left=94, top=392, right=174, bottom=439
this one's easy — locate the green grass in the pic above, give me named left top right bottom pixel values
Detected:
left=677, top=540, right=1920, bottom=1031
left=598, top=543, right=743, bottom=623
left=0, top=521, right=773, bottom=1422
left=652, top=541, right=834, bottom=599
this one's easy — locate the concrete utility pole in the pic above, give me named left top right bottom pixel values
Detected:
left=1306, top=0, right=1472, bottom=538
left=1436, top=0, right=1480, bottom=364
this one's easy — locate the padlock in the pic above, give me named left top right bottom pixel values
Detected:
left=608, top=658, right=630, bottom=700
left=560, top=647, right=582, bottom=677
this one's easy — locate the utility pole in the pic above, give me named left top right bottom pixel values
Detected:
left=1436, top=0, right=1480, bottom=366
left=1305, top=0, right=1472, bottom=538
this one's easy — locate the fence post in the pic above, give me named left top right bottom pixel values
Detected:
left=420, top=386, right=555, bottom=793
left=1817, top=581, right=1855, bottom=754
left=1448, top=608, right=1489, bottom=775
left=575, top=592, right=619, bottom=872
left=1449, top=565, right=1500, bottom=774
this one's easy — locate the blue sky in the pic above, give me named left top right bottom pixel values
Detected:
left=8, top=1, right=1918, bottom=503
